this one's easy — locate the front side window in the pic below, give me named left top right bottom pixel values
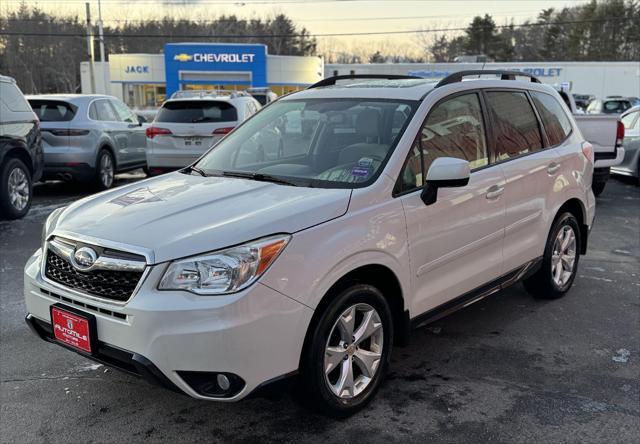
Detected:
left=155, top=101, right=238, bottom=123
left=486, top=91, right=543, bottom=160
left=111, top=99, right=136, bottom=123
left=397, top=93, right=487, bottom=193
left=195, top=98, right=417, bottom=188
left=531, top=92, right=572, bottom=146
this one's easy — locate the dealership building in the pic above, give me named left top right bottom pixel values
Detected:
left=82, top=44, right=638, bottom=108
left=326, top=61, right=640, bottom=99
left=81, top=43, right=324, bottom=108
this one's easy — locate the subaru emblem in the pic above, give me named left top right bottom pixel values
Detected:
left=72, top=247, right=98, bottom=271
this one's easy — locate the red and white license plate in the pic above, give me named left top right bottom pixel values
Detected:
left=50, top=305, right=95, bottom=353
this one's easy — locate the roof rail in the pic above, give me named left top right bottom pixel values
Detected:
left=435, top=70, right=542, bottom=88
left=308, top=74, right=422, bottom=89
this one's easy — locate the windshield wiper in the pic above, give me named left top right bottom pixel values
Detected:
left=183, top=165, right=208, bottom=177
left=222, top=171, right=299, bottom=187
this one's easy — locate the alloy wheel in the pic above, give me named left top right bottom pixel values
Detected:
left=324, top=303, right=384, bottom=399
left=99, top=153, right=114, bottom=188
left=8, top=166, right=29, bottom=211
left=551, top=225, right=577, bottom=287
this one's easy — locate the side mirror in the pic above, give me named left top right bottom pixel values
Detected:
left=137, top=114, right=147, bottom=124
left=420, top=157, right=470, bottom=206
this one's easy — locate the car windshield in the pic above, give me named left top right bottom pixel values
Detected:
left=155, top=100, right=238, bottom=123
left=194, top=98, right=417, bottom=188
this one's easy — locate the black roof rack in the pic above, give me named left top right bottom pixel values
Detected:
left=308, top=74, right=422, bottom=89
left=435, top=70, right=542, bottom=88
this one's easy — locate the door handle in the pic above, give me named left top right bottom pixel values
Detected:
left=547, top=162, right=561, bottom=175
left=486, top=184, right=504, bottom=200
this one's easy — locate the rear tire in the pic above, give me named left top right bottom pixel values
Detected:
left=94, top=149, right=115, bottom=190
left=523, top=212, right=581, bottom=299
left=592, top=180, right=606, bottom=196
left=301, top=284, right=393, bottom=417
left=0, top=158, right=32, bottom=220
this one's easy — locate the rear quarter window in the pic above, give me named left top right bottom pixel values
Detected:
left=155, top=101, right=238, bottom=123
left=0, top=82, right=32, bottom=112
left=603, top=100, right=631, bottom=114
left=531, top=92, right=573, bottom=146
left=29, top=100, right=77, bottom=122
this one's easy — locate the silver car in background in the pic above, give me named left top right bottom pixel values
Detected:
left=27, top=94, right=148, bottom=189
left=612, top=106, right=640, bottom=181
left=145, top=90, right=261, bottom=175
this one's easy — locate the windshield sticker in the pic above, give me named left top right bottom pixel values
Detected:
left=351, top=166, right=371, bottom=178
left=357, top=157, right=374, bottom=167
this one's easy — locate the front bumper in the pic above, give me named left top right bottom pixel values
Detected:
left=24, top=249, right=313, bottom=401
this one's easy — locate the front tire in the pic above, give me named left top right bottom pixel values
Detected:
left=523, top=212, right=581, bottom=299
left=94, top=149, right=115, bottom=190
left=301, top=284, right=393, bottom=417
left=0, top=158, right=32, bottom=219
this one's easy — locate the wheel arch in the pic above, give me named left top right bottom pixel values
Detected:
left=2, top=146, right=34, bottom=176
left=555, top=197, right=588, bottom=255
left=97, top=143, right=117, bottom=171
left=299, top=263, right=407, bottom=371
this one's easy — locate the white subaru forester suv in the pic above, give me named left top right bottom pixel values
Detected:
left=25, top=71, right=596, bottom=416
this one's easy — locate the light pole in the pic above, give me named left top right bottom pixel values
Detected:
left=97, top=0, right=108, bottom=93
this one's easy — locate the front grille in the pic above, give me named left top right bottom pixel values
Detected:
left=45, top=248, right=144, bottom=303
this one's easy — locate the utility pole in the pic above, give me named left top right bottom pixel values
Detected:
left=86, top=2, right=96, bottom=94
left=97, top=0, right=108, bottom=94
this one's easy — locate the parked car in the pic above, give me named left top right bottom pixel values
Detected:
left=246, top=87, right=278, bottom=106
left=145, top=90, right=261, bottom=175
left=25, top=71, right=595, bottom=417
left=26, top=94, right=147, bottom=189
left=572, top=93, right=595, bottom=111
left=556, top=89, right=624, bottom=196
left=0, top=75, right=43, bottom=219
left=611, top=106, right=640, bottom=182
left=586, top=97, right=636, bottom=115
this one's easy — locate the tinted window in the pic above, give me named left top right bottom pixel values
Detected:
left=156, top=101, right=238, bottom=123
left=486, top=91, right=543, bottom=160
left=531, top=92, right=572, bottom=146
left=397, top=93, right=487, bottom=193
left=91, top=99, right=119, bottom=121
left=29, top=100, right=77, bottom=122
left=252, top=94, right=268, bottom=106
left=0, top=82, right=31, bottom=112
left=603, top=100, right=631, bottom=114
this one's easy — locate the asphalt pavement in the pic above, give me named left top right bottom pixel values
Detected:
left=1, top=174, right=638, bottom=443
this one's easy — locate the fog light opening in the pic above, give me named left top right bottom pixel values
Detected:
left=177, top=371, right=245, bottom=398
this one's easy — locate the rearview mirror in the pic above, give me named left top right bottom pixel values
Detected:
left=420, top=157, right=470, bottom=206
left=137, top=114, right=147, bottom=124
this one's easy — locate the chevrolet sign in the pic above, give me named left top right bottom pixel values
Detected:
left=174, top=53, right=256, bottom=63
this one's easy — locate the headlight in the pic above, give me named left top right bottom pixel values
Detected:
left=159, top=234, right=290, bottom=295
left=42, top=206, right=66, bottom=244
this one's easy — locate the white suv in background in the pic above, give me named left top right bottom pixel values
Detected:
left=25, top=72, right=595, bottom=416
left=145, top=90, right=261, bottom=175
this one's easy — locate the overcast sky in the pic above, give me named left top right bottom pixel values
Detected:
left=4, top=0, right=595, bottom=56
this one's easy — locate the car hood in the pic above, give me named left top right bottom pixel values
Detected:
left=54, top=172, right=351, bottom=263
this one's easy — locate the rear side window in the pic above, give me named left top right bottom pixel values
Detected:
left=155, top=101, right=238, bottom=123
left=485, top=91, right=543, bottom=160
left=622, top=111, right=639, bottom=130
left=531, top=92, right=572, bottom=146
left=89, top=99, right=119, bottom=121
left=0, top=82, right=32, bottom=112
left=29, top=100, right=77, bottom=122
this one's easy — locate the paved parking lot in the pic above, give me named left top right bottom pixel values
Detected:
left=1, top=175, right=638, bottom=443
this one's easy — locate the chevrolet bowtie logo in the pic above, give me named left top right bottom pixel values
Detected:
left=173, top=53, right=193, bottom=62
